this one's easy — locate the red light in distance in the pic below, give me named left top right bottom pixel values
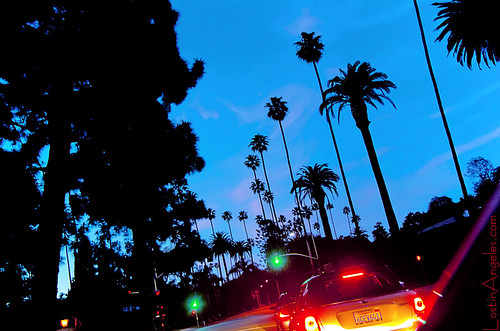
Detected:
left=342, top=272, right=364, bottom=279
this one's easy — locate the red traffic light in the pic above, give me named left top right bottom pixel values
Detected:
left=191, top=310, right=196, bottom=315
left=155, top=290, right=160, bottom=296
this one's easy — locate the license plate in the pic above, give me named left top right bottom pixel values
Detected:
left=353, top=308, right=383, bottom=325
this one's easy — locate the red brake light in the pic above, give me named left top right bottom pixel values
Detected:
left=414, top=297, right=426, bottom=312
left=342, top=272, right=364, bottom=279
left=305, top=315, right=319, bottom=331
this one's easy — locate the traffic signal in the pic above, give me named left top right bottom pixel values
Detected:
left=268, top=252, right=287, bottom=271
left=186, top=294, right=204, bottom=315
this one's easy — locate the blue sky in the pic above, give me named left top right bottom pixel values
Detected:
left=58, top=0, right=500, bottom=294
left=169, top=0, right=500, bottom=241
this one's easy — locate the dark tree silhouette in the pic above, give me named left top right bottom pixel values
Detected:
left=372, top=222, right=390, bottom=242
left=433, top=0, right=499, bottom=68
left=249, top=134, right=278, bottom=224
left=206, top=208, right=224, bottom=281
left=265, top=96, right=315, bottom=264
left=295, top=32, right=359, bottom=231
left=222, top=211, right=234, bottom=241
left=292, top=163, right=339, bottom=240
left=0, top=1, right=205, bottom=324
left=321, top=61, right=399, bottom=235
left=413, top=0, right=468, bottom=200
left=245, top=154, right=267, bottom=220
left=211, top=232, right=232, bottom=281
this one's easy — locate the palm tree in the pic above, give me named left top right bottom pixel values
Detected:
left=292, top=163, right=339, bottom=240
left=206, top=208, right=223, bottom=280
left=313, top=222, right=321, bottom=236
left=249, top=134, right=278, bottom=223
left=262, top=190, right=276, bottom=225
left=265, top=96, right=315, bottom=266
left=342, top=206, right=352, bottom=235
left=206, top=208, right=216, bottom=236
left=250, top=178, right=267, bottom=219
left=433, top=0, right=498, bottom=68
left=295, top=32, right=359, bottom=229
left=238, top=210, right=254, bottom=264
left=412, top=0, right=469, bottom=200
left=245, top=155, right=267, bottom=219
left=221, top=211, right=234, bottom=240
left=321, top=61, right=399, bottom=235
left=210, top=232, right=232, bottom=281
left=325, top=201, right=338, bottom=239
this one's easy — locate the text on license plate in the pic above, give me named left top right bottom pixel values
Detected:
left=353, top=308, right=383, bottom=325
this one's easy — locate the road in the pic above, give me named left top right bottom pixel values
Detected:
left=177, top=305, right=276, bottom=331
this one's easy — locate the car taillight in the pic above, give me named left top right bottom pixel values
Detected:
left=342, top=272, right=364, bottom=279
left=305, top=315, right=319, bottom=331
left=414, top=297, right=426, bottom=312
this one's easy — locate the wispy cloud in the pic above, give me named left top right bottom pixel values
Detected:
left=429, top=81, right=500, bottom=119
left=285, top=8, right=320, bottom=36
left=416, top=126, right=500, bottom=176
left=220, top=84, right=316, bottom=127
left=230, top=176, right=257, bottom=205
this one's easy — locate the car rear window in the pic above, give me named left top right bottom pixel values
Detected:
left=303, top=271, right=404, bottom=306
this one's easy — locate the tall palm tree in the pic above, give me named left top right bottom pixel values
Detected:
left=325, top=201, right=338, bottom=239
left=250, top=178, right=267, bottom=219
left=292, top=163, right=339, bottom=240
left=262, top=190, right=276, bottom=223
left=206, top=208, right=223, bottom=280
left=265, top=96, right=314, bottom=265
left=206, top=208, right=216, bottom=236
left=249, top=134, right=278, bottom=223
left=321, top=61, right=399, bottom=234
left=245, top=155, right=267, bottom=219
left=237, top=210, right=254, bottom=264
left=313, top=222, right=321, bottom=236
left=295, top=32, right=359, bottom=230
left=221, top=211, right=234, bottom=240
left=412, top=0, right=468, bottom=200
left=342, top=206, right=352, bottom=235
left=210, top=232, right=232, bottom=281
left=433, top=0, right=498, bottom=68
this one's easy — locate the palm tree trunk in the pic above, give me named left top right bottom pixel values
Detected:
left=209, top=219, right=215, bottom=235
left=242, top=220, right=254, bottom=264
left=221, top=254, right=229, bottom=280
left=227, top=222, right=233, bottom=241
left=313, top=61, right=359, bottom=231
left=278, top=121, right=316, bottom=269
left=317, top=198, right=333, bottom=240
left=412, top=0, right=468, bottom=199
left=358, top=125, right=399, bottom=234
left=259, top=152, right=279, bottom=225
left=252, top=170, right=267, bottom=220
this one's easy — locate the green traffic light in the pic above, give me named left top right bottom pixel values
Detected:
left=186, top=294, right=204, bottom=315
left=268, top=251, right=287, bottom=271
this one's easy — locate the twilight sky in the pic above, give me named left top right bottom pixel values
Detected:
left=56, top=0, right=500, bottom=294
left=169, top=0, right=500, bottom=243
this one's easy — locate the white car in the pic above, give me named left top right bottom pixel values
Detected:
left=291, top=265, right=426, bottom=331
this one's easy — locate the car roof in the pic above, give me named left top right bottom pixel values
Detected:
left=300, top=264, right=394, bottom=287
